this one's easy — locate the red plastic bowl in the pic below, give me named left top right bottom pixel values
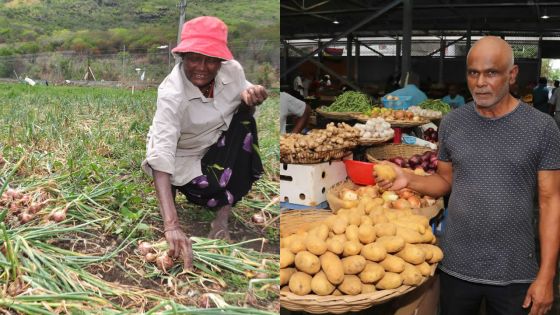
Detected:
left=343, top=160, right=376, bottom=185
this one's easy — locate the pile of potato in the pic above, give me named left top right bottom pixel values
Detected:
left=280, top=122, right=359, bottom=160
left=280, top=203, right=443, bottom=296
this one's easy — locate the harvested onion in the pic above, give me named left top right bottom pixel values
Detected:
left=145, top=252, right=157, bottom=262
left=137, top=241, right=153, bottom=255
left=251, top=213, right=265, bottom=224
left=155, top=253, right=174, bottom=271
left=50, top=210, right=66, bottom=222
left=19, top=212, right=33, bottom=224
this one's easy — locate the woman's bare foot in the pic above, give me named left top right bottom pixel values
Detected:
left=208, top=205, right=231, bottom=240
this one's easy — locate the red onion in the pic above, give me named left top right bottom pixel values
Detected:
left=51, top=210, right=66, bottom=222
left=145, top=252, right=157, bottom=262
left=19, top=212, right=33, bottom=224
left=137, top=241, right=153, bottom=255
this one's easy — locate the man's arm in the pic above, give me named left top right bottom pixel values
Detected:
left=523, top=169, right=560, bottom=315
left=291, top=104, right=311, bottom=134
left=376, top=160, right=453, bottom=198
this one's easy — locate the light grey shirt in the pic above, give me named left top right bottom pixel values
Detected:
left=142, top=60, right=250, bottom=186
left=280, top=92, right=306, bottom=134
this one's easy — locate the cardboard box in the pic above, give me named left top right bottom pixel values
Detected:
left=280, top=158, right=349, bottom=207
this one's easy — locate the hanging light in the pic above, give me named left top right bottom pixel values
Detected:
left=333, top=19, right=340, bottom=24
left=541, top=8, right=550, bottom=19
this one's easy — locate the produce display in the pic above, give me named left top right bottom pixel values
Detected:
left=280, top=122, right=360, bottom=162
left=280, top=196, right=442, bottom=296
left=322, top=91, right=373, bottom=113
left=361, top=107, right=426, bottom=124
left=353, top=118, right=394, bottom=141
left=407, top=106, right=442, bottom=119
left=385, top=150, right=438, bottom=174
left=417, top=99, right=450, bottom=114
left=423, top=127, right=438, bottom=143
left=336, top=184, right=437, bottom=210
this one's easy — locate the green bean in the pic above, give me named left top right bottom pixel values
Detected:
left=324, top=91, right=372, bottom=112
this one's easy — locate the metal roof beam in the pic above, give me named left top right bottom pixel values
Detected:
left=282, top=0, right=402, bottom=78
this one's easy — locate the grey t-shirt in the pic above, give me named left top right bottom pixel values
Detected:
left=438, top=101, right=560, bottom=285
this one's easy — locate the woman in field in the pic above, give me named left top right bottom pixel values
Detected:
left=141, top=16, right=267, bottom=270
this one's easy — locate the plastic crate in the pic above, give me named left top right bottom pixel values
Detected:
left=280, top=157, right=350, bottom=208
left=382, top=95, right=412, bottom=110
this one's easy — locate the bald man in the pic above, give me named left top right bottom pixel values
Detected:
left=375, top=36, right=560, bottom=315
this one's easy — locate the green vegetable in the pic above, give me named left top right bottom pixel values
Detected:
left=323, top=91, right=373, bottom=113
left=417, top=99, right=450, bottom=114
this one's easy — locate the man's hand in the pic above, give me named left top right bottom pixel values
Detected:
left=523, top=277, right=554, bottom=315
left=164, top=226, right=193, bottom=271
left=374, top=162, right=409, bottom=191
left=241, top=85, right=268, bottom=106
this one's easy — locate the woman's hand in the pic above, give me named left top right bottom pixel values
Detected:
left=164, top=226, right=193, bottom=271
left=374, top=162, right=409, bottom=191
left=241, top=85, right=268, bottom=106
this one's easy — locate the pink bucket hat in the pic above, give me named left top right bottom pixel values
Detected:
left=172, top=16, right=233, bottom=60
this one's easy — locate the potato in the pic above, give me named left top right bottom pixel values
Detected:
left=348, top=208, right=363, bottom=226
left=360, top=215, right=373, bottom=227
left=361, top=283, right=377, bottom=294
left=365, top=198, right=384, bottom=214
left=358, top=224, right=376, bottom=244
left=396, top=243, right=426, bottom=265
left=396, top=227, right=423, bottom=244
left=332, top=289, right=343, bottom=296
left=420, top=228, right=436, bottom=244
left=371, top=214, right=389, bottom=225
left=289, top=235, right=307, bottom=254
left=342, top=240, right=363, bottom=256
left=311, top=271, right=336, bottom=296
left=320, top=252, right=344, bottom=285
left=345, top=224, right=359, bottom=241
left=309, top=224, right=329, bottom=241
left=408, top=214, right=430, bottom=227
left=374, top=222, right=397, bottom=237
left=416, top=243, right=433, bottom=261
left=341, top=255, right=367, bottom=275
left=280, top=285, right=290, bottom=293
left=376, top=236, right=405, bottom=253
left=375, top=272, right=403, bottom=290
left=289, top=272, right=312, bottom=295
left=280, top=234, right=295, bottom=249
left=338, top=275, right=362, bottom=295
left=400, top=263, right=423, bottom=286
left=330, top=234, right=347, bottom=244
left=416, top=261, right=432, bottom=276
left=305, top=235, right=327, bottom=256
left=323, top=215, right=338, bottom=230
left=393, top=219, right=426, bottom=234
left=379, top=254, right=406, bottom=273
left=326, top=238, right=344, bottom=255
left=280, top=268, right=296, bottom=286
left=384, top=210, right=398, bottom=221
left=360, top=242, right=387, bottom=262
left=374, top=164, right=396, bottom=182
left=332, top=215, right=349, bottom=234
left=425, top=244, right=443, bottom=263
left=294, top=251, right=321, bottom=275
left=359, top=262, right=385, bottom=283
left=280, top=248, right=295, bottom=268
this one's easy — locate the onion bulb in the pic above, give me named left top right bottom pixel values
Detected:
left=137, top=241, right=153, bottom=255
left=381, top=191, right=398, bottom=202
left=19, top=212, right=33, bottom=224
left=407, top=195, right=422, bottom=208
left=155, top=253, right=174, bottom=271
left=251, top=213, right=265, bottom=224
left=28, top=202, right=42, bottom=214
left=392, top=198, right=411, bottom=209
left=145, top=252, right=157, bottom=262
left=50, top=210, right=66, bottom=222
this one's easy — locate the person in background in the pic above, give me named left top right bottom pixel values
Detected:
left=548, top=84, right=560, bottom=129
left=551, top=80, right=559, bottom=96
left=442, top=84, right=466, bottom=109
left=293, top=72, right=304, bottom=97
left=388, top=71, right=428, bottom=106
left=532, top=77, right=550, bottom=114
left=142, top=16, right=268, bottom=271
left=280, top=89, right=311, bottom=134
left=375, top=36, right=560, bottom=315
left=320, top=74, right=331, bottom=87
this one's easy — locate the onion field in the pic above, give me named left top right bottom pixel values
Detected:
left=0, top=83, right=280, bottom=314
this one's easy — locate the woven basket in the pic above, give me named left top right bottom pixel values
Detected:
left=326, top=180, right=444, bottom=218
left=316, top=107, right=361, bottom=121
left=358, top=135, right=393, bottom=146
left=384, top=118, right=430, bottom=128
left=280, top=209, right=438, bottom=314
left=366, top=144, right=433, bottom=162
left=281, top=149, right=351, bottom=164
